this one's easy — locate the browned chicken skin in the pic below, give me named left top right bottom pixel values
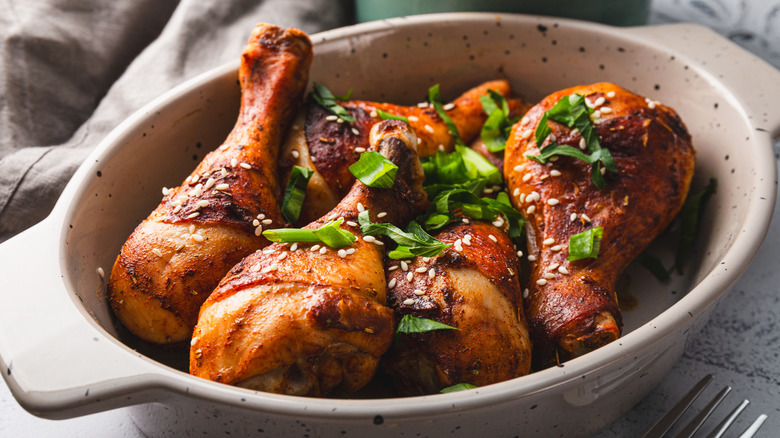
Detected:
left=281, top=80, right=515, bottom=224
left=384, top=221, right=532, bottom=395
left=190, top=120, right=428, bottom=395
left=504, top=83, right=695, bottom=367
left=108, top=24, right=312, bottom=344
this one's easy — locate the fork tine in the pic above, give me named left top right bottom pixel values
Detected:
left=673, top=386, right=731, bottom=438
left=642, top=374, right=714, bottom=438
left=705, top=399, right=749, bottom=438
left=738, top=414, right=768, bottom=438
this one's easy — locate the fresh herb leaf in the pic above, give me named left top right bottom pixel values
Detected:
left=428, top=84, right=463, bottom=146
left=281, top=166, right=313, bottom=223
left=349, top=151, right=399, bottom=188
left=640, top=253, right=672, bottom=281
left=310, top=82, right=356, bottom=122
left=568, top=226, right=604, bottom=261
left=396, top=314, right=458, bottom=334
left=376, top=109, right=410, bottom=124
left=358, top=210, right=450, bottom=259
left=674, top=178, right=717, bottom=273
left=422, top=147, right=502, bottom=187
left=479, top=90, right=516, bottom=153
left=263, top=218, right=356, bottom=249
left=440, top=383, right=477, bottom=393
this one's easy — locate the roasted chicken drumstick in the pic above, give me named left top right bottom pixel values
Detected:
left=108, top=24, right=312, bottom=344
left=190, top=120, right=428, bottom=395
left=384, top=221, right=532, bottom=395
left=504, top=83, right=695, bottom=366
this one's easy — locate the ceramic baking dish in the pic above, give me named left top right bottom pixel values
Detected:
left=1, top=13, right=778, bottom=437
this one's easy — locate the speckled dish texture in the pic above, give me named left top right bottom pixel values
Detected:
left=0, top=13, right=777, bottom=438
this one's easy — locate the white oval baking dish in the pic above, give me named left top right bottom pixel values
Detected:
left=0, top=13, right=778, bottom=437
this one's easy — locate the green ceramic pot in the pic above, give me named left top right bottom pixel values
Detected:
left=355, top=0, right=651, bottom=26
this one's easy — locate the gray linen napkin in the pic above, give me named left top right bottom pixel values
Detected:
left=0, top=0, right=351, bottom=242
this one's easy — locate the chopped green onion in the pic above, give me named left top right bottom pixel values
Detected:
left=376, top=109, right=410, bottom=124
left=568, top=226, right=603, bottom=261
left=263, top=218, right=356, bottom=249
left=396, top=314, right=458, bottom=334
left=310, top=82, right=355, bottom=122
left=527, top=93, right=617, bottom=189
left=440, top=383, right=477, bottom=393
left=479, top=90, right=517, bottom=153
left=358, top=211, right=449, bottom=259
left=640, top=253, right=671, bottom=281
left=281, top=166, right=313, bottom=223
left=674, top=178, right=717, bottom=273
left=349, top=151, right=398, bottom=188
left=428, top=84, right=463, bottom=147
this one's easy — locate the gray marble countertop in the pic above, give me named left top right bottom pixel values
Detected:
left=2, top=0, right=779, bottom=436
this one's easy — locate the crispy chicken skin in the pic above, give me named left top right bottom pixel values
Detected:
left=108, top=24, right=312, bottom=344
left=383, top=222, right=532, bottom=395
left=504, top=83, right=695, bottom=367
left=280, top=80, right=514, bottom=224
left=190, top=120, right=428, bottom=396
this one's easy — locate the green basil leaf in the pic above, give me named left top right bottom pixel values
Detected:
left=377, top=109, right=410, bottom=124
left=396, top=314, right=458, bottom=334
left=358, top=211, right=450, bottom=258
left=674, top=178, right=717, bottom=273
left=428, top=84, right=463, bottom=147
left=481, top=109, right=508, bottom=152
left=310, top=82, right=356, bottom=122
left=349, top=151, right=399, bottom=188
left=440, top=383, right=477, bottom=393
left=424, top=213, right=452, bottom=231
left=263, top=218, right=356, bottom=249
left=568, top=226, right=604, bottom=261
left=281, top=166, right=313, bottom=223
left=457, top=145, right=502, bottom=185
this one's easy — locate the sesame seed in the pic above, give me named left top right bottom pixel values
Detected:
left=462, top=218, right=470, bottom=224
left=355, top=147, right=366, bottom=153
left=191, top=234, right=205, bottom=243
left=570, top=213, right=578, bottom=222
left=388, top=278, right=397, bottom=288
left=523, top=288, right=529, bottom=299
left=600, top=166, right=606, bottom=175
left=423, top=257, right=431, bottom=262
left=428, top=268, right=435, bottom=278
left=185, top=175, right=192, bottom=183
left=523, top=173, right=532, bottom=182
left=408, top=115, right=419, bottom=122
left=544, top=273, right=555, bottom=280
left=547, top=198, right=560, bottom=206
left=346, top=221, right=358, bottom=227
left=415, top=267, right=427, bottom=273
left=337, top=118, right=344, bottom=124
left=413, top=289, right=425, bottom=296
left=189, top=225, right=196, bottom=234
left=346, top=248, right=356, bottom=255
left=215, top=183, right=229, bottom=191
left=190, top=187, right=203, bottom=197
left=550, top=133, right=557, bottom=142
left=258, top=219, right=271, bottom=226
left=364, top=235, right=376, bottom=243
left=204, top=178, right=216, bottom=190
left=600, top=106, right=613, bottom=114
left=417, top=138, right=422, bottom=145
left=357, top=202, right=365, bottom=212
left=162, top=187, right=170, bottom=196
left=325, top=115, right=338, bottom=121
left=192, top=175, right=200, bottom=184
left=230, top=158, right=238, bottom=167
left=594, top=96, right=605, bottom=106
left=520, top=129, right=532, bottom=138
left=528, top=255, right=537, bottom=262
left=400, top=261, right=409, bottom=271
left=579, top=138, right=587, bottom=150
left=291, top=150, right=300, bottom=159
left=593, top=110, right=602, bottom=118
left=550, top=170, right=561, bottom=177
left=551, top=245, right=562, bottom=251
left=403, top=298, right=415, bottom=305
left=277, top=252, right=288, bottom=261
left=559, top=266, right=570, bottom=274
left=196, top=200, right=210, bottom=208
left=152, top=248, right=163, bottom=257
left=351, top=128, right=360, bottom=136
left=173, top=205, right=182, bottom=213
left=240, top=162, right=252, bottom=170
left=536, top=279, right=548, bottom=286
left=97, top=267, right=105, bottom=279
left=254, top=225, right=263, bottom=236
left=520, top=193, right=526, bottom=203
left=549, top=263, right=560, bottom=271
left=257, top=213, right=266, bottom=220
left=438, top=144, right=445, bottom=151
left=543, top=238, right=555, bottom=245
left=406, top=272, right=414, bottom=282
left=370, top=110, right=378, bottom=118
left=290, top=243, right=298, bottom=252
left=388, top=265, right=399, bottom=271
left=520, top=116, right=529, bottom=126
left=311, top=244, right=321, bottom=251
left=513, top=165, right=523, bottom=172
left=647, top=100, right=656, bottom=109
left=186, top=212, right=200, bottom=219
left=607, top=91, right=616, bottom=98
left=581, top=214, right=592, bottom=222
left=517, top=250, right=523, bottom=257
left=220, top=168, right=228, bottom=177
left=337, top=249, right=347, bottom=258
left=527, top=205, right=536, bottom=214
left=319, top=247, right=328, bottom=254
left=377, top=212, right=388, bottom=218
left=488, top=234, right=498, bottom=242
left=417, top=102, right=428, bottom=108
left=529, top=191, right=540, bottom=202
left=253, top=219, right=260, bottom=226
left=512, top=188, right=521, bottom=197
left=443, top=102, right=455, bottom=111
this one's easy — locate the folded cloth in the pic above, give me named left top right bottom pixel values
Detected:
left=0, top=0, right=351, bottom=242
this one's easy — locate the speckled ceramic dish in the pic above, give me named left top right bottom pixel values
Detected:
left=0, top=13, right=777, bottom=438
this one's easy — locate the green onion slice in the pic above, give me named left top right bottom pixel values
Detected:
left=428, top=84, right=463, bottom=147
left=568, top=226, right=604, bottom=261
left=440, top=383, right=477, bottom=393
left=349, top=151, right=399, bottom=189
left=310, top=82, right=356, bottom=122
left=281, top=166, right=313, bottom=223
left=358, top=211, right=450, bottom=259
left=263, top=218, right=356, bottom=249
left=396, top=314, right=458, bottom=334
left=376, top=109, right=410, bottom=124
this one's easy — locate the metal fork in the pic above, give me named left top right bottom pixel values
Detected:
left=642, top=374, right=768, bottom=438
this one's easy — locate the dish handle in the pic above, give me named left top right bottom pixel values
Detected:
left=0, top=219, right=166, bottom=419
left=627, top=23, right=780, bottom=138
